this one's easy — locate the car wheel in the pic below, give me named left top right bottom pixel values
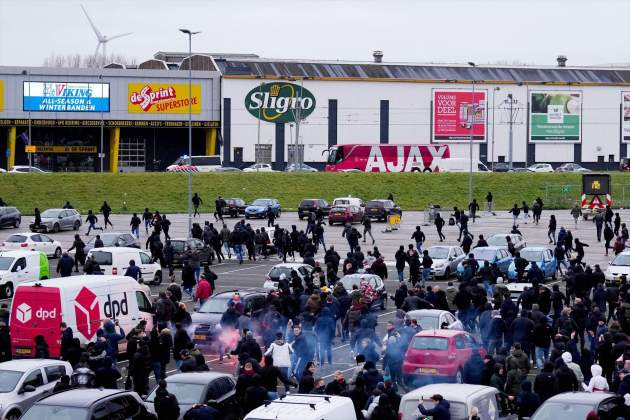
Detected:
left=3, top=282, right=13, bottom=299
left=328, top=220, right=333, bottom=226
left=455, top=368, right=463, bottom=384
left=13, top=218, right=20, bottom=228
left=411, top=168, right=420, bottom=172
left=153, top=271, right=162, bottom=285
left=73, top=221, right=80, bottom=230
left=54, top=247, right=62, bottom=259
left=6, top=410, right=20, bottom=420
left=423, top=167, right=433, bottom=173
left=52, top=223, right=60, bottom=233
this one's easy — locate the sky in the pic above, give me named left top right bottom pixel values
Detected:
left=1, top=0, right=629, bottom=67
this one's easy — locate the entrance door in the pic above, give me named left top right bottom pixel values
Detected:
left=118, top=137, right=146, bottom=172
left=234, top=147, right=243, bottom=166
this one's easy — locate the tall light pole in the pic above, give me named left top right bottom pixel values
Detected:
left=179, top=28, right=201, bottom=238
left=467, top=62, right=476, bottom=204
left=99, top=74, right=104, bottom=172
left=491, top=86, right=500, bottom=171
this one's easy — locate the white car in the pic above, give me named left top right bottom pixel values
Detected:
left=527, top=163, right=554, bottom=173
left=243, top=163, right=275, bottom=172
left=405, top=309, right=459, bottom=330
left=487, top=233, right=526, bottom=252
left=8, top=166, right=50, bottom=174
left=605, top=251, right=630, bottom=282
left=1, top=233, right=63, bottom=258
left=428, top=245, right=466, bottom=278
left=263, top=263, right=313, bottom=289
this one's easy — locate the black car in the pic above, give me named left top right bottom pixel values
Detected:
left=298, top=198, right=331, bottom=220
left=492, top=162, right=510, bottom=172
left=0, top=207, right=21, bottom=229
left=170, top=238, right=214, bottom=266
left=191, top=289, right=268, bottom=346
left=365, top=199, right=402, bottom=222
left=221, top=198, right=247, bottom=217
left=84, top=232, right=139, bottom=253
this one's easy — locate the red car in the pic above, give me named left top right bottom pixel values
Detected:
left=402, top=329, right=486, bottom=387
left=328, top=205, right=364, bottom=225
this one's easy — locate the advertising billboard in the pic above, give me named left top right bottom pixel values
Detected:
left=245, top=82, right=316, bottom=123
left=623, top=92, right=630, bottom=142
left=529, top=91, right=581, bottom=142
left=23, top=82, right=109, bottom=112
left=128, top=83, right=202, bottom=114
left=432, top=90, right=487, bottom=142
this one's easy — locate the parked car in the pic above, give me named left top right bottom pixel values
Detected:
left=245, top=198, right=281, bottom=219
left=364, top=199, right=402, bottom=222
left=428, top=245, right=466, bottom=278
left=405, top=309, right=459, bottom=330
left=402, top=329, right=486, bottom=387
left=399, top=384, right=516, bottom=420
left=214, top=166, right=242, bottom=172
left=169, top=238, right=214, bottom=266
left=29, top=208, right=81, bottom=233
left=605, top=250, right=630, bottom=282
left=8, top=166, right=50, bottom=174
left=0, top=206, right=21, bottom=229
left=191, top=289, right=268, bottom=345
left=492, top=162, right=510, bottom=172
left=0, top=359, right=73, bottom=420
left=456, top=246, right=514, bottom=278
left=222, top=198, right=247, bottom=217
left=328, top=205, right=364, bottom=225
left=244, top=394, right=356, bottom=420
left=332, top=196, right=364, bottom=207
left=84, top=232, right=139, bottom=253
left=263, top=263, right=313, bottom=290
left=555, top=162, right=590, bottom=172
left=338, top=273, right=387, bottom=309
left=167, top=155, right=221, bottom=172
left=509, top=167, right=533, bottom=173
left=530, top=391, right=630, bottom=420
left=527, top=163, right=554, bottom=172
left=1, top=233, right=62, bottom=258
left=507, top=246, right=557, bottom=281
left=487, top=233, right=526, bottom=252
left=145, top=372, right=237, bottom=420
left=298, top=198, right=331, bottom=220
left=243, top=163, right=275, bottom=172
left=20, top=388, right=154, bottom=420
left=285, top=163, right=318, bottom=172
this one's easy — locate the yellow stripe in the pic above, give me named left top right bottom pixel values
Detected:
left=205, top=128, right=218, bottom=155
left=7, top=126, right=16, bottom=170
left=109, top=127, right=120, bottom=173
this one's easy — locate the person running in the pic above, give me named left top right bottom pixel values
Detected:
left=521, top=201, right=530, bottom=224
left=161, top=215, right=171, bottom=241
left=34, top=208, right=41, bottom=229
left=548, top=215, right=557, bottom=244
left=100, top=201, right=113, bottom=229
left=468, top=199, right=480, bottom=223
left=485, top=191, right=494, bottom=214
left=570, top=204, right=582, bottom=226
left=130, top=213, right=141, bottom=239
left=85, top=210, right=103, bottom=235
left=509, top=204, right=521, bottom=225
left=362, top=215, right=375, bottom=245
left=192, top=193, right=203, bottom=217
left=411, top=226, right=425, bottom=253
left=142, top=208, right=153, bottom=234
left=214, top=196, right=225, bottom=222
left=67, top=234, right=86, bottom=273
left=435, top=212, right=446, bottom=241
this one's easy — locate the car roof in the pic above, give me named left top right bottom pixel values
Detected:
left=20, top=275, right=135, bottom=289
left=271, top=263, right=312, bottom=269
left=41, top=208, right=66, bottom=212
left=415, top=328, right=465, bottom=338
left=519, top=246, right=549, bottom=252
left=36, top=388, right=135, bottom=407
left=367, top=199, right=389, bottom=202
left=213, top=288, right=268, bottom=298
left=340, top=273, right=380, bottom=280
left=406, top=309, right=449, bottom=318
left=0, top=250, right=42, bottom=257
left=88, top=246, right=141, bottom=252
left=429, top=245, right=458, bottom=250
left=545, top=391, right=617, bottom=404
left=166, top=372, right=231, bottom=384
left=0, top=359, right=68, bottom=371
left=402, top=384, right=495, bottom=401
left=470, top=246, right=503, bottom=252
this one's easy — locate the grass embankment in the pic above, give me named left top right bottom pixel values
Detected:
left=0, top=172, right=626, bottom=214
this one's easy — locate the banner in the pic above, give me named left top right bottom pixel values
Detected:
left=529, top=91, right=581, bottom=142
left=432, top=90, right=487, bottom=142
left=25, top=145, right=97, bottom=154
left=128, top=83, right=202, bottom=114
left=623, top=92, right=630, bottom=142
left=245, top=82, right=316, bottom=123
left=23, top=82, right=109, bottom=112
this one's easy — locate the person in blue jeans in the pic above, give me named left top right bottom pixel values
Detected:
left=421, top=250, right=433, bottom=288
left=234, top=243, right=244, bottom=264
left=85, top=210, right=103, bottom=236
left=129, top=213, right=141, bottom=239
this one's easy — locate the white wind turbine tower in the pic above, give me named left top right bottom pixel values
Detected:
left=81, top=4, right=132, bottom=67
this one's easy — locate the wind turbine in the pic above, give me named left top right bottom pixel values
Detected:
left=81, top=4, right=132, bottom=67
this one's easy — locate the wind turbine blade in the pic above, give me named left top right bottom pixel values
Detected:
left=94, top=42, right=101, bottom=58
left=106, top=32, right=132, bottom=41
left=81, top=4, right=104, bottom=40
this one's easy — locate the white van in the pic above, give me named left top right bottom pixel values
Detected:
left=244, top=394, right=356, bottom=420
left=424, top=158, right=490, bottom=173
left=0, top=250, right=49, bottom=298
left=86, top=247, right=162, bottom=285
left=332, top=196, right=364, bottom=207
left=10, top=275, right=154, bottom=358
left=166, top=155, right=222, bottom=172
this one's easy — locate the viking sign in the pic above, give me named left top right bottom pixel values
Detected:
left=245, top=82, right=316, bottom=123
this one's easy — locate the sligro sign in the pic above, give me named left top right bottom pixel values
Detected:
left=245, top=82, right=315, bottom=123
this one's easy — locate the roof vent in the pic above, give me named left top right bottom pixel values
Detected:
left=373, top=50, right=383, bottom=63
left=557, top=55, right=567, bottom=67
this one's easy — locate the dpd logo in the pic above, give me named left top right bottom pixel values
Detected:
left=245, top=82, right=316, bottom=123
left=104, top=292, right=129, bottom=319
left=74, top=287, right=100, bottom=339
left=15, top=302, right=32, bottom=323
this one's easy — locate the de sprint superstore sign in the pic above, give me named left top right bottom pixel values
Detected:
left=245, top=82, right=316, bottom=123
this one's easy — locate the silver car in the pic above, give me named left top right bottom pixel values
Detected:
left=428, top=245, right=466, bottom=278
left=487, top=233, right=526, bottom=252
left=0, top=359, right=72, bottom=420
left=405, top=309, right=459, bottom=330
left=30, top=208, right=81, bottom=233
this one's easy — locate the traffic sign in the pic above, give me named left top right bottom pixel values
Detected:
left=560, top=185, right=570, bottom=193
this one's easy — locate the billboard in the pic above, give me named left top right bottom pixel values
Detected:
left=432, top=90, right=487, bottom=142
left=623, top=92, right=630, bottom=142
left=23, top=82, right=109, bottom=112
left=128, top=83, right=202, bottom=114
left=245, top=82, right=316, bottom=123
left=529, top=91, right=581, bottom=142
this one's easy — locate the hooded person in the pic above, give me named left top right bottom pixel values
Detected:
left=516, top=381, right=541, bottom=419
left=586, top=364, right=609, bottom=392
left=561, top=351, right=584, bottom=384
left=153, top=380, right=180, bottom=420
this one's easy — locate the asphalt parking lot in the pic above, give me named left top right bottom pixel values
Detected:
left=0, top=207, right=620, bottom=385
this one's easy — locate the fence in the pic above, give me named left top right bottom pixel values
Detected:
left=544, top=184, right=630, bottom=209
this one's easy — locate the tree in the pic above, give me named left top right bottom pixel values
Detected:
left=42, top=53, right=137, bottom=68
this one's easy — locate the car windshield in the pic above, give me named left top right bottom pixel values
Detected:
left=366, top=201, right=384, bottom=208
left=531, top=402, right=595, bottom=420
left=199, top=296, right=232, bottom=313
left=87, top=235, right=119, bottom=247
left=6, top=235, right=27, bottom=243
left=19, top=406, right=88, bottom=420
left=611, top=254, right=630, bottom=266
left=251, top=199, right=272, bottom=206
left=428, top=247, right=450, bottom=259
left=0, top=257, right=13, bottom=271
left=0, top=370, right=23, bottom=392
left=411, top=336, right=448, bottom=350
left=300, top=200, right=317, bottom=206
left=470, top=248, right=498, bottom=261
left=408, top=315, right=439, bottom=330
left=520, top=250, right=543, bottom=262
left=331, top=206, right=347, bottom=212
left=269, top=267, right=293, bottom=279
left=147, top=382, right=205, bottom=404
left=40, top=210, right=61, bottom=218
left=89, top=251, right=112, bottom=265
left=170, top=241, right=186, bottom=253
left=340, top=276, right=363, bottom=290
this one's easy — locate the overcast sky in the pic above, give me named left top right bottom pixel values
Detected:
left=1, top=0, right=629, bottom=67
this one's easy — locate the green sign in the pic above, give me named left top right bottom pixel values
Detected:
left=245, top=82, right=316, bottom=123
left=561, top=185, right=570, bottom=193
left=529, top=91, right=581, bottom=142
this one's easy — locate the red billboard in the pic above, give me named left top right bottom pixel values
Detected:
left=432, top=90, right=487, bottom=142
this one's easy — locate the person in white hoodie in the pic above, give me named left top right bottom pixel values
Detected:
left=587, top=364, right=609, bottom=392
left=264, top=332, right=293, bottom=389
left=561, top=352, right=584, bottom=384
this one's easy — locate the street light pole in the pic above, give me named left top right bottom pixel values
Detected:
left=28, top=70, right=32, bottom=172
left=180, top=28, right=201, bottom=238
left=491, top=86, right=500, bottom=171
left=467, top=62, right=476, bottom=205
left=507, top=93, right=515, bottom=170
left=99, top=74, right=104, bottom=172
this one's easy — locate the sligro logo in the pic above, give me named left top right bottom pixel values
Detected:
left=245, top=82, right=316, bottom=123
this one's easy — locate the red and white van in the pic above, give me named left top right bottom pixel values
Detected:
left=10, top=275, right=154, bottom=358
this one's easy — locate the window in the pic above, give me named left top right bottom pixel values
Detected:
left=207, top=377, right=234, bottom=401
left=91, top=251, right=112, bottom=265
left=139, top=252, right=152, bottom=264
left=40, top=234, right=53, bottom=243
left=597, top=155, right=605, bottom=163
left=287, top=144, right=304, bottom=163
left=455, top=335, right=465, bottom=349
left=30, top=234, right=42, bottom=242
left=23, top=369, right=44, bottom=388
left=255, top=144, right=273, bottom=164
left=118, top=137, right=146, bottom=170
left=45, top=365, right=66, bottom=382
left=136, top=291, right=152, bottom=313
left=12, top=257, right=26, bottom=272
left=464, top=334, right=476, bottom=348
left=92, top=396, right=142, bottom=420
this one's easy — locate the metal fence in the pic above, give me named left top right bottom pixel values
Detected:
left=544, top=184, right=630, bottom=209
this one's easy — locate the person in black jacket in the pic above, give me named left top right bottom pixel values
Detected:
left=67, top=234, right=86, bottom=272
left=260, top=355, right=296, bottom=399
left=95, top=356, right=121, bottom=389
left=100, top=201, right=113, bottom=229
left=463, top=350, right=485, bottom=384
left=298, top=361, right=316, bottom=394
left=153, top=380, right=180, bottom=420
left=370, top=395, right=398, bottom=420
left=516, top=381, right=541, bottom=419
left=56, top=253, right=75, bottom=277
left=244, top=374, right=268, bottom=413
left=533, top=362, right=556, bottom=402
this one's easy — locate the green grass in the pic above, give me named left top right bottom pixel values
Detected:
left=0, top=172, right=628, bottom=215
